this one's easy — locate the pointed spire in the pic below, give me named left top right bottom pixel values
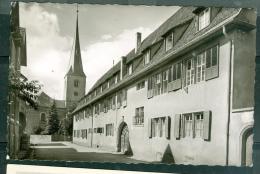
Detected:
left=66, top=4, right=86, bottom=77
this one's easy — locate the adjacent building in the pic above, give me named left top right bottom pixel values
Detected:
left=67, top=7, right=255, bottom=166
left=8, top=2, right=28, bottom=159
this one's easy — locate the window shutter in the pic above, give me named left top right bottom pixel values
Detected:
left=192, top=113, right=196, bottom=138
left=159, top=118, right=162, bottom=137
left=174, top=114, right=181, bottom=139
left=203, top=110, right=211, bottom=141
left=148, top=119, right=152, bottom=138
left=165, top=116, right=171, bottom=139
left=182, top=61, right=186, bottom=88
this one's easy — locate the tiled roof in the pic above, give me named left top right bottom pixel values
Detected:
left=81, top=7, right=244, bottom=105
left=37, top=92, right=66, bottom=109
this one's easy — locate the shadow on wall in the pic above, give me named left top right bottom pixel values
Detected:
left=161, top=144, right=175, bottom=164
left=125, top=142, right=133, bottom=156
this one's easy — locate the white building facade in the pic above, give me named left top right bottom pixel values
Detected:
left=72, top=7, right=256, bottom=166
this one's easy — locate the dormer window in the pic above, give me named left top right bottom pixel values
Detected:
left=165, top=32, right=174, bottom=51
left=198, top=8, right=210, bottom=31
left=144, top=49, right=151, bottom=65
left=127, top=63, right=133, bottom=75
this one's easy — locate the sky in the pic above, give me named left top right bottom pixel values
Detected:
left=20, top=3, right=179, bottom=100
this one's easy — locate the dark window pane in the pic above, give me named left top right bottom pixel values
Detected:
left=177, top=63, right=181, bottom=79
left=168, top=67, right=172, bottom=82
left=172, top=65, right=176, bottom=81
left=212, top=46, right=218, bottom=66
left=206, top=49, right=211, bottom=68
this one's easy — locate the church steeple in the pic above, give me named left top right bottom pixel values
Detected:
left=66, top=5, right=86, bottom=77
left=64, top=5, right=86, bottom=108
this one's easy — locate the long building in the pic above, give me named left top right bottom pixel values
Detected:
left=72, top=7, right=256, bottom=166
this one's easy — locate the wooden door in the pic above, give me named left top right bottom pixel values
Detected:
left=120, top=125, right=129, bottom=153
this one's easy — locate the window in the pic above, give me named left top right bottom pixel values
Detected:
left=136, top=81, right=145, bottom=90
left=106, top=124, right=114, bottom=136
left=184, top=114, right=193, bottom=137
left=198, top=8, right=210, bottom=31
left=185, top=59, right=195, bottom=86
left=195, top=113, right=204, bottom=138
left=168, top=62, right=182, bottom=91
left=109, top=76, right=116, bottom=87
left=133, top=107, right=144, bottom=125
left=147, top=76, right=155, bottom=98
left=74, top=80, right=79, bottom=87
left=197, top=52, right=206, bottom=82
left=205, top=45, right=219, bottom=80
left=174, top=111, right=211, bottom=140
left=150, top=117, right=171, bottom=139
left=96, top=86, right=101, bottom=95
left=115, top=73, right=120, bottom=84
left=144, top=49, right=151, bottom=65
left=40, top=113, right=46, bottom=122
left=162, top=70, right=168, bottom=93
left=94, top=103, right=100, bottom=115
left=127, top=63, right=133, bottom=75
left=74, top=91, right=78, bottom=96
left=154, top=73, right=162, bottom=96
left=152, top=118, right=165, bottom=137
left=112, top=95, right=116, bottom=110
left=122, top=89, right=127, bottom=107
left=117, top=91, right=122, bottom=109
left=81, top=129, right=87, bottom=139
left=97, top=127, right=104, bottom=134
left=77, top=130, right=80, bottom=138
left=102, top=82, right=108, bottom=91
left=165, top=32, right=174, bottom=51
left=73, top=130, right=76, bottom=137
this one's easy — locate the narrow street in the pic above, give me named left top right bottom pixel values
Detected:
left=26, top=143, right=145, bottom=163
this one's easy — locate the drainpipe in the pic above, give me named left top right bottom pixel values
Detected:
left=224, top=24, right=233, bottom=166
left=91, top=105, right=93, bottom=148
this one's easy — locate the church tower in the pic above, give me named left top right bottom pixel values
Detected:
left=64, top=7, right=86, bottom=109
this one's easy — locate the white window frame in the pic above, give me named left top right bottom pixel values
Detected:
left=197, top=52, right=206, bottom=82
left=128, top=63, right=133, bottom=75
left=151, top=117, right=166, bottom=138
left=198, top=8, right=210, bottom=31
left=144, top=49, right=151, bottom=65
left=185, top=59, right=195, bottom=86
left=165, top=32, right=174, bottom=51
left=184, top=114, right=193, bottom=137
left=195, top=113, right=204, bottom=138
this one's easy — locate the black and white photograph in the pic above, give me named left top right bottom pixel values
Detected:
left=8, top=1, right=256, bottom=166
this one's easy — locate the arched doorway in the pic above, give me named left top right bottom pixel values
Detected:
left=241, top=127, right=253, bottom=166
left=117, top=122, right=132, bottom=155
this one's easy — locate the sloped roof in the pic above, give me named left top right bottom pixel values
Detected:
left=81, top=7, right=246, bottom=105
left=37, top=92, right=66, bottom=109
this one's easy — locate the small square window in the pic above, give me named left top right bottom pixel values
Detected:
left=74, top=91, right=78, bottom=96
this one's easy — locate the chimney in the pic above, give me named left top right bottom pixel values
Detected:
left=120, top=56, right=127, bottom=80
left=135, top=32, right=142, bottom=53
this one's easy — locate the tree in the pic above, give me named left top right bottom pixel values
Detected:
left=43, top=102, right=60, bottom=135
left=9, top=64, right=42, bottom=109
